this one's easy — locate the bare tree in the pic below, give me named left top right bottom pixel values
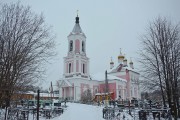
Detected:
left=81, top=89, right=92, bottom=104
left=0, top=2, right=55, bottom=108
left=139, top=17, right=180, bottom=119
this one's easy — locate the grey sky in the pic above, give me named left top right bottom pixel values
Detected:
left=2, top=0, right=180, bottom=89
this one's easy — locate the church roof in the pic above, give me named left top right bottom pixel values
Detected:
left=123, top=66, right=140, bottom=74
left=71, top=15, right=85, bottom=35
left=91, top=73, right=126, bottom=82
left=107, top=63, right=139, bottom=74
left=72, top=22, right=83, bottom=33
left=59, top=79, right=72, bottom=87
left=107, top=64, right=123, bottom=73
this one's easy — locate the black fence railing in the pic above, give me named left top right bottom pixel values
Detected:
left=102, top=106, right=172, bottom=120
left=0, top=103, right=65, bottom=120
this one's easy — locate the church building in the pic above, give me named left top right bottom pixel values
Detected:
left=58, top=15, right=140, bottom=102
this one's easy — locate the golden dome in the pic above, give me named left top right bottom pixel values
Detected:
left=118, top=55, right=124, bottom=59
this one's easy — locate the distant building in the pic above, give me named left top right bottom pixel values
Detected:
left=12, top=91, right=59, bottom=101
left=58, top=15, right=140, bottom=102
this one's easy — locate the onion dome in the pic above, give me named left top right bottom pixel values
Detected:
left=118, top=55, right=124, bottom=59
left=118, top=48, right=124, bottom=64
left=110, top=57, right=114, bottom=64
left=129, top=61, right=133, bottom=64
left=129, top=58, right=133, bottom=64
left=72, top=15, right=83, bottom=33
left=110, top=57, right=114, bottom=63
left=110, top=60, right=114, bottom=64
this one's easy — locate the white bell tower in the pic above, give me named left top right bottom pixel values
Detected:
left=63, top=14, right=89, bottom=79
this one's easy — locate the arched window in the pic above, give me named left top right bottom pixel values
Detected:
left=82, top=41, right=85, bottom=52
left=69, top=63, right=71, bottom=73
left=69, top=41, right=73, bottom=52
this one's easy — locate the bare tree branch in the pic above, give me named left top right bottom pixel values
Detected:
left=139, top=17, right=180, bottom=118
left=0, top=2, right=55, bottom=107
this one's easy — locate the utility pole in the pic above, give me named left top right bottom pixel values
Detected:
left=37, top=89, right=40, bottom=120
left=105, top=70, right=108, bottom=93
left=105, top=70, right=109, bottom=107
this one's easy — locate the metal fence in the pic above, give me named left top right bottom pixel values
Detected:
left=0, top=106, right=65, bottom=120
left=102, top=106, right=172, bottom=120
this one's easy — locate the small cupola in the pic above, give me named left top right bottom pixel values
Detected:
left=123, top=55, right=127, bottom=66
left=71, top=11, right=83, bottom=34
left=110, top=57, right=114, bottom=69
left=118, top=48, right=124, bottom=64
left=129, top=58, right=134, bottom=69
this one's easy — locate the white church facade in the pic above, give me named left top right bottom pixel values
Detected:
left=58, top=15, right=140, bottom=102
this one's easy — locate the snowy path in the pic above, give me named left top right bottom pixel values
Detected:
left=56, top=103, right=105, bottom=120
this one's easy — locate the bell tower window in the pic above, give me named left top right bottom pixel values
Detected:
left=69, top=63, right=71, bottom=73
left=69, top=41, right=73, bottom=52
left=83, top=64, right=85, bottom=73
left=82, top=41, right=85, bottom=52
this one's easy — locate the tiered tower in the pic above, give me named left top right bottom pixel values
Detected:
left=63, top=15, right=89, bottom=79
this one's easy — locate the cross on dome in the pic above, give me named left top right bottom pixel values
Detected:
left=77, top=10, right=79, bottom=17
left=118, top=48, right=124, bottom=59
left=120, top=48, right=122, bottom=55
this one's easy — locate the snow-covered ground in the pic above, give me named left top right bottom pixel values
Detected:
left=2, top=103, right=178, bottom=120
left=55, top=103, right=104, bottom=120
left=1, top=103, right=133, bottom=120
left=51, top=103, right=133, bottom=120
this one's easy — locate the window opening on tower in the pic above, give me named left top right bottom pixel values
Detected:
left=70, top=41, right=73, bottom=51
left=83, top=64, right=85, bottom=73
left=69, top=63, right=71, bottom=73
left=82, top=41, right=85, bottom=52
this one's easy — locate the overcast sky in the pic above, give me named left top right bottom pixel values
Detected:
left=2, top=0, right=180, bottom=89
